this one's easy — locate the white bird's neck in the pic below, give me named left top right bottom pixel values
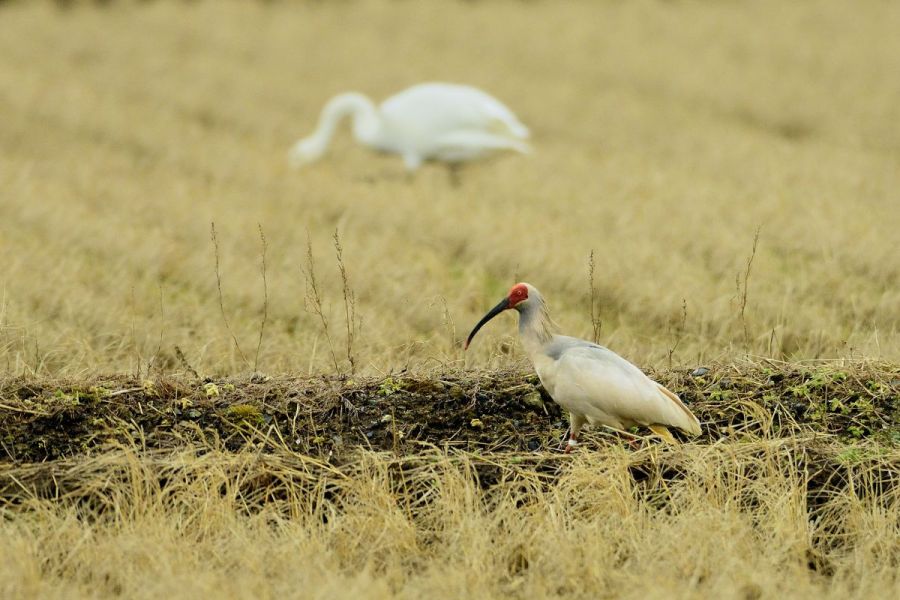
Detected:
left=309, top=93, right=382, bottom=154
left=517, top=298, right=557, bottom=358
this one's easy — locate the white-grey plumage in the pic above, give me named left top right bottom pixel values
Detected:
left=465, top=283, right=701, bottom=452
left=288, top=82, right=530, bottom=172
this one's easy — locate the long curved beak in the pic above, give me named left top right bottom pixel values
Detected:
left=464, top=297, right=510, bottom=350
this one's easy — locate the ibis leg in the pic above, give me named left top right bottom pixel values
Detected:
left=564, top=413, right=587, bottom=454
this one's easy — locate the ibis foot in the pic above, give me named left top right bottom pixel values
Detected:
left=562, top=433, right=579, bottom=454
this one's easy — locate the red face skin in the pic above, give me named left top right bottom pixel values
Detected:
left=508, top=283, right=529, bottom=308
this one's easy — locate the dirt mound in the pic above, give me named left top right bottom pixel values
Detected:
left=1, top=361, right=897, bottom=462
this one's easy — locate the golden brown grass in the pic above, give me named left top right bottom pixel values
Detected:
left=1, top=364, right=898, bottom=598
left=1, top=442, right=898, bottom=599
left=0, top=1, right=898, bottom=376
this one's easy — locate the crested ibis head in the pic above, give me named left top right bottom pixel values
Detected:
left=465, top=283, right=540, bottom=350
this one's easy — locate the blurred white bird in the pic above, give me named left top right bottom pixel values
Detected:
left=288, top=83, right=530, bottom=171
left=465, top=283, right=702, bottom=452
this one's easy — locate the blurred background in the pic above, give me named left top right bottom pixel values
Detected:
left=1, top=0, right=898, bottom=376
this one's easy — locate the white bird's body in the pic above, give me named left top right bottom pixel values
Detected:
left=466, top=283, right=701, bottom=451
left=527, top=336, right=701, bottom=439
left=289, top=83, right=530, bottom=171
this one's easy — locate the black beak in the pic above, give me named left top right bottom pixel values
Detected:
left=464, top=297, right=510, bottom=350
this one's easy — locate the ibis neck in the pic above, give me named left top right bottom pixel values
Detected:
left=517, top=299, right=556, bottom=356
left=311, top=93, right=382, bottom=154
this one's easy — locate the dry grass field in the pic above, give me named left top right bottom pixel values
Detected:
left=1, top=1, right=899, bottom=598
left=1, top=442, right=898, bottom=599
left=1, top=362, right=899, bottom=598
left=1, top=0, right=898, bottom=376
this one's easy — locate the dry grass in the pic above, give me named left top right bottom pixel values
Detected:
left=1, top=442, right=898, bottom=599
left=1, top=364, right=898, bottom=598
left=0, top=0, right=898, bottom=376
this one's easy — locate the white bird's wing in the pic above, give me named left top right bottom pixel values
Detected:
left=549, top=342, right=701, bottom=435
left=380, top=83, right=530, bottom=141
left=430, top=130, right=530, bottom=161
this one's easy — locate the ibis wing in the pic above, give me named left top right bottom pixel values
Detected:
left=551, top=345, right=700, bottom=435
left=656, top=382, right=701, bottom=434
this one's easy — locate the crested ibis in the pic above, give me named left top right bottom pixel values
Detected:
left=465, top=283, right=702, bottom=452
left=288, top=83, right=530, bottom=172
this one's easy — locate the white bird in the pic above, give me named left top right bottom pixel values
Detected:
left=465, top=283, right=701, bottom=452
left=288, top=82, right=530, bottom=172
